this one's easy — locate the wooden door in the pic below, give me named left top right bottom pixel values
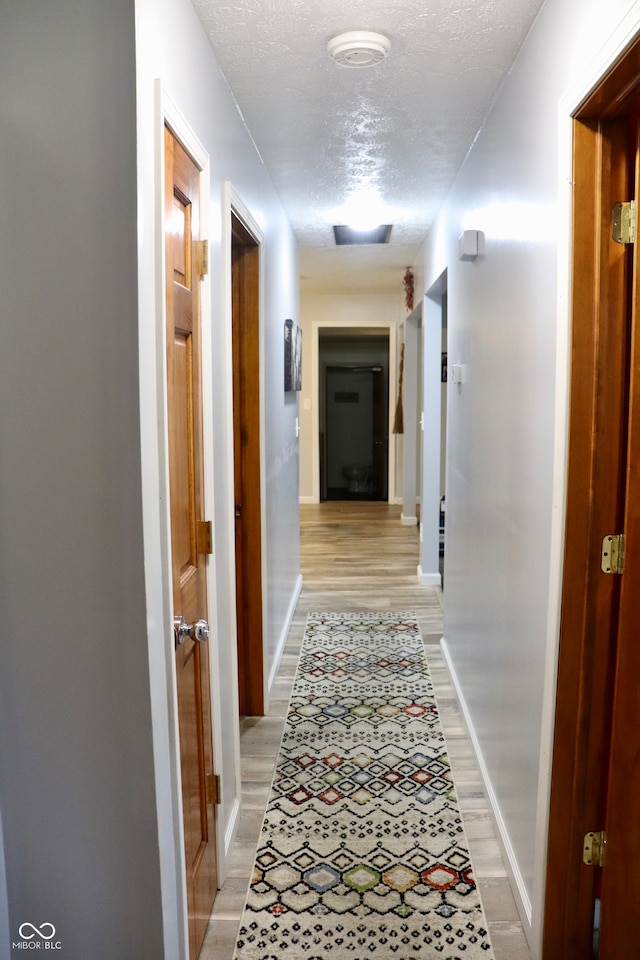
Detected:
left=597, top=114, right=640, bottom=958
left=231, top=214, right=264, bottom=717
left=543, top=40, right=640, bottom=958
left=165, top=125, right=218, bottom=959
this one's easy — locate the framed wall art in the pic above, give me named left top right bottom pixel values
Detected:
left=284, top=318, right=302, bottom=392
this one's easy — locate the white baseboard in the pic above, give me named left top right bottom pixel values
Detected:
left=268, top=574, right=303, bottom=693
left=216, top=794, right=241, bottom=887
left=219, top=574, right=302, bottom=885
left=417, top=566, right=441, bottom=586
left=299, top=496, right=315, bottom=504
left=401, top=513, right=418, bottom=526
left=224, top=795, right=241, bottom=857
left=440, top=637, right=534, bottom=940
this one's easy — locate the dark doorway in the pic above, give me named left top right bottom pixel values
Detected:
left=319, top=333, right=389, bottom=502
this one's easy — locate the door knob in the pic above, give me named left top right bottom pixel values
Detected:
left=173, top=617, right=193, bottom=650
left=174, top=616, right=210, bottom=647
left=174, top=615, right=191, bottom=648
left=193, top=619, right=210, bottom=643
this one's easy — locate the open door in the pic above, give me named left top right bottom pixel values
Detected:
left=596, top=110, right=640, bottom=958
left=231, top=212, right=264, bottom=717
left=544, top=40, right=640, bottom=958
left=165, top=126, right=218, bottom=960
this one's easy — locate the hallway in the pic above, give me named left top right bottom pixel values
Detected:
left=202, top=502, right=532, bottom=960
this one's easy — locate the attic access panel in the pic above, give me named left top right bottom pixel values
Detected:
left=333, top=224, right=392, bottom=245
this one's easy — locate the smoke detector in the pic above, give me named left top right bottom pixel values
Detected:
left=327, top=31, right=390, bottom=68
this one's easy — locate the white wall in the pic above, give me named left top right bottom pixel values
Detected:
left=135, top=0, right=301, bottom=946
left=0, top=1, right=301, bottom=957
left=424, top=0, right=640, bottom=954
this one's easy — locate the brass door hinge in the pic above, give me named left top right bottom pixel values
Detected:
left=583, top=830, right=606, bottom=868
left=195, top=239, right=209, bottom=276
left=197, top=520, right=213, bottom=555
left=206, top=773, right=222, bottom=806
left=613, top=200, right=636, bottom=244
left=601, top=534, right=625, bottom=574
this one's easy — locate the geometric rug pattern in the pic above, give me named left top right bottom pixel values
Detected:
left=234, top=612, right=494, bottom=958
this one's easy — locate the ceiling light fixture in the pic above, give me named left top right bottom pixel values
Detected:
left=327, top=30, right=390, bottom=68
left=338, top=191, right=389, bottom=231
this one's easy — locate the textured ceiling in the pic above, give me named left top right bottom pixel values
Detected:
left=192, top=0, right=545, bottom=294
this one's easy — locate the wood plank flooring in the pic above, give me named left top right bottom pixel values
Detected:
left=200, top=502, right=532, bottom=960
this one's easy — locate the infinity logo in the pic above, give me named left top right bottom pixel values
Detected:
left=18, top=923, right=56, bottom=941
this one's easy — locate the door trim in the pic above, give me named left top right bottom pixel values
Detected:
left=310, top=320, right=397, bottom=504
left=422, top=282, right=446, bottom=587
left=223, top=183, right=269, bottom=712
left=543, top=111, right=632, bottom=960
left=149, top=85, right=224, bottom=957
left=532, top=23, right=640, bottom=959
left=401, top=305, right=421, bottom=525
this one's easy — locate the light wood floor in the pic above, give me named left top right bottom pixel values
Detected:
left=200, top=502, right=532, bottom=960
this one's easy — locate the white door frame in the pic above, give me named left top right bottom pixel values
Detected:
left=420, top=279, right=447, bottom=587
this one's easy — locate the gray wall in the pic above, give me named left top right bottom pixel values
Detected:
left=0, top=1, right=164, bottom=956
left=0, top=0, right=303, bottom=956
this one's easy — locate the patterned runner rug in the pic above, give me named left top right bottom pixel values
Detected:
left=234, top=612, right=494, bottom=959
